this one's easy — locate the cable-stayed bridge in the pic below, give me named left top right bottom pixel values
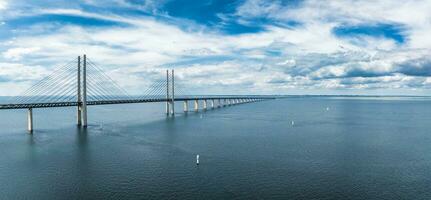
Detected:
left=0, top=55, right=275, bottom=132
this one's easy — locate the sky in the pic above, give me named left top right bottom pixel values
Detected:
left=0, top=0, right=430, bottom=96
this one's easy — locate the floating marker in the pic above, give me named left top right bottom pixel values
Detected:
left=326, top=107, right=330, bottom=111
left=291, top=121, right=294, bottom=126
left=196, top=154, right=199, bottom=165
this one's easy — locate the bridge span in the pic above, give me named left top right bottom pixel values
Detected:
left=0, top=55, right=275, bottom=132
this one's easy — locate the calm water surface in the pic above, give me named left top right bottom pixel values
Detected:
left=0, top=97, right=430, bottom=199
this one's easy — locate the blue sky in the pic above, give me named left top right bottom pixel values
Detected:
left=0, top=0, right=430, bottom=95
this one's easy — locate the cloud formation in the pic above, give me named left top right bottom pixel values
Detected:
left=0, top=0, right=430, bottom=96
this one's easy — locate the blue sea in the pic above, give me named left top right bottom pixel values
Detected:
left=0, top=96, right=430, bottom=199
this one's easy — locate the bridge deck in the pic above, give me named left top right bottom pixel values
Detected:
left=0, top=96, right=275, bottom=109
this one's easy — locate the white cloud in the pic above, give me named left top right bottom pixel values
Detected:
left=3, top=47, right=40, bottom=61
left=0, top=0, right=7, bottom=10
left=0, top=62, right=47, bottom=79
left=0, top=0, right=430, bottom=95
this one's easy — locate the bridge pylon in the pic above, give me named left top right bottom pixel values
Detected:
left=166, top=69, right=175, bottom=116
left=76, top=54, right=88, bottom=127
left=171, top=69, right=175, bottom=115
left=77, top=56, right=82, bottom=126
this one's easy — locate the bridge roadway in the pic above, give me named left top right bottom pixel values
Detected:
left=0, top=96, right=275, bottom=110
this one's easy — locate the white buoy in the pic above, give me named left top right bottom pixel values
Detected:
left=291, top=121, right=295, bottom=126
left=196, top=154, right=200, bottom=165
left=326, top=107, right=330, bottom=111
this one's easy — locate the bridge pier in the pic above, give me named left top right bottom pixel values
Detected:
left=211, top=99, right=215, bottom=109
left=77, top=105, right=82, bottom=125
left=183, top=100, right=188, bottom=112
left=194, top=100, right=199, bottom=112
left=27, top=108, right=33, bottom=133
left=203, top=100, right=207, bottom=110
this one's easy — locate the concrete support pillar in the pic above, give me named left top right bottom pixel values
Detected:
left=203, top=100, right=207, bottom=110
left=77, top=56, right=82, bottom=126
left=183, top=100, right=188, bottom=112
left=218, top=99, right=221, bottom=108
left=82, top=54, right=88, bottom=127
left=211, top=99, right=215, bottom=109
left=194, top=100, right=199, bottom=112
left=166, top=70, right=170, bottom=115
left=27, top=108, right=33, bottom=133
left=171, top=69, right=175, bottom=115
